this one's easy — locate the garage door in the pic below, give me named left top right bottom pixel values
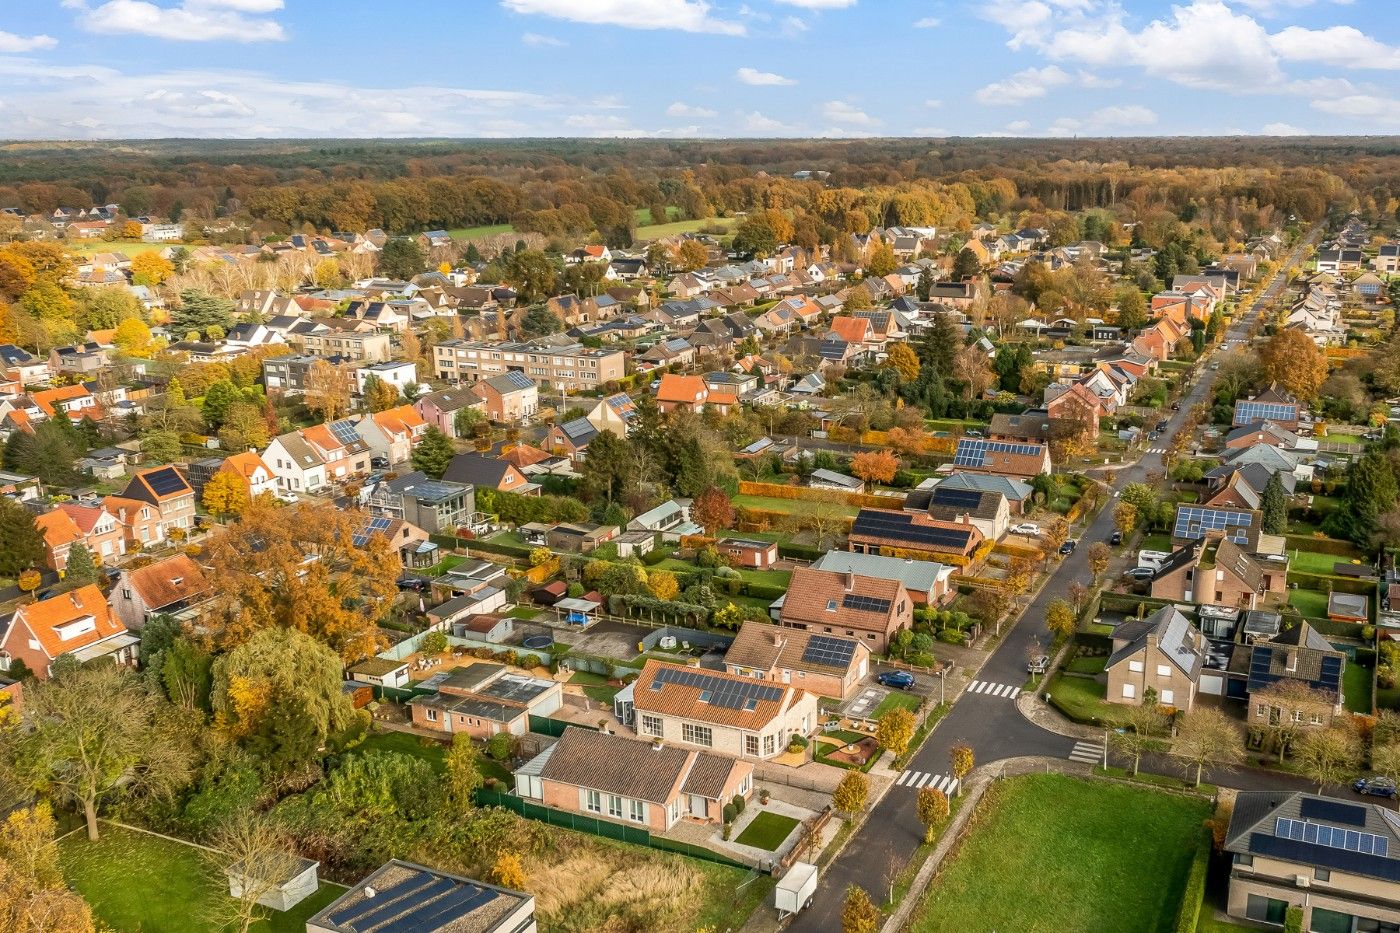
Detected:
left=1199, top=674, right=1224, bottom=696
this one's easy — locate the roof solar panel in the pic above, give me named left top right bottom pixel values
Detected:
left=328, top=873, right=451, bottom=926
left=329, top=419, right=360, bottom=446
left=1301, top=797, right=1368, bottom=827
left=1234, top=401, right=1298, bottom=424
left=504, top=371, right=534, bottom=390
left=1173, top=506, right=1254, bottom=542
left=930, top=487, right=983, bottom=510
left=842, top=594, right=892, bottom=613
left=801, top=634, right=856, bottom=669
left=653, top=665, right=783, bottom=710
left=142, top=466, right=188, bottom=496
left=377, top=885, right=497, bottom=933
left=852, top=510, right=973, bottom=550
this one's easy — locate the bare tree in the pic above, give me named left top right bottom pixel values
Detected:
left=1257, top=681, right=1334, bottom=763
left=1295, top=727, right=1362, bottom=794
left=1370, top=742, right=1400, bottom=809
left=207, top=811, right=308, bottom=933
left=1173, top=707, right=1244, bottom=787
left=1110, top=702, right=1165, bottom=775
left=804, top=492, right=850, bottom=551
left=303, top=359, right=351, bottom=422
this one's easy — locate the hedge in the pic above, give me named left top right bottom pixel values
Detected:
left=742, top=582, right=788, bottom=601
left=462, top=537, right=534, bottom=559
left=779, top=543, right=823, bottom=561
left=1283, top=534, right=1362, bottom=557
left=1173, top=833, right=1210, bottom=933
left=1288, top=571, right=1377, bottom=595
left=737, top=480, right=901, bottom=510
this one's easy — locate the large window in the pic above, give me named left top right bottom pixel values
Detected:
left=585, top=790, right=601, bottom=813
left=629, top=799, right=645, bottom=823
left=763, top=734, right=776, bottom=756
left=608, top=795, right=623, bottom=819
left=1245, top=895, right=1287, bottom=925
left=745, top=735, right=759, bottom=756
left=682, top=723, right=713, bottom=747
left=641, top=714, right=663, bottom=738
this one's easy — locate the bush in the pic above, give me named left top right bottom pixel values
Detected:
left=420, top=631, right=449, bottom=655
left=1174, top=836, right=1210, bottom=933
left=743, top=582, right=787, bottom=601
left=487, top=733, right=513, bottom=762
left=732, top=794, right=746, bottom=815
left=723, top=803, right=737, bottom=824
left=936, top=628, right=965, bottom=645
left=787, top=734, right=809, bottom=750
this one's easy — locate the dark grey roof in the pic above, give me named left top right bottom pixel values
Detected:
left=1225, top=791, right=1400, bottom=883
left=383, top=471, right=470, bottom=504
left=443, top=453, right=513, bottom=488
left=938, top=472, right=1033, bottom=501
left=557, top=417, right=598, bottom=444
left=1107, top=605, right=1203, bottom=681
left=307, top=858, right=528, bottom=933
left=1151, top=543, right=1200, bottom=582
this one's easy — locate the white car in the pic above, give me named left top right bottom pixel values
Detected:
left=1010, top=523, right=1041, bottom=537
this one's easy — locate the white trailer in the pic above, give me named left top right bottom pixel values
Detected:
left=775, top=862, right=818, bottom=920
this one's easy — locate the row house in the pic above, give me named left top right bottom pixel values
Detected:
left=413, top=387, right=485, bottom=438
left=354, top=404, right=428, bottom=465
left=0, top=584, right=137, bottom=680
left=263, top=420, right=372, bottom=493
left=433, top=338, right=625, bottom=393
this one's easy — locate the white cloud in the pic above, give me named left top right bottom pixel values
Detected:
left=0, top=31, right=58, bottom=52
left=737, top=66, right=796, bottom=86
left=781, top=16, right=808, bottom=35
left=743, top=111, right=795, bottom=132
left=974, top=65, right=1070, bottom=105
left=912, top=126, right=948, bottom=135
left=1233, top=0, right=1353, bottom=12
left=771, top=0, right=856, bottom=7
left=1089, top=103, right=1157, bottom=127
left=666, top=101, right=717, bottom=117
left=924, top=98, right=943, bottom=108
left=1076, top=70, right=1120, bottom=88
left=500, top=0, right=745, bottom=36
left=521, top=31, right=566, bottom=46
left=1005, top=120, right=1032, bottom=132
left=913, top=16, right=941, bottom=27
left=821, top=100, right=879, bottom=127
left=1261, top=121, right=1308, bottom=135
left=78, top=0, right=287, bottom=42
left=1270, top=26, right=1400, bottom=69
left=1314, top=94, right=1400, bottom=125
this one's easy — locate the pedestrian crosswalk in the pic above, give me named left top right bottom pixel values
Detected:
left=965, top=680, right=1020, bottom=699
left=1068, top=741, right=1104, bottom=765
left=1144, top=447, right=1167, bottom=454
left=895, top=770, right=960, bottom=795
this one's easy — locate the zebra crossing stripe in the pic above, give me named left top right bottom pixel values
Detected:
left=914, top=773, right=932, bottom=788
left=896, top=771, right=912, bottom=786
left=1068, top=742, right=1103, bottom=764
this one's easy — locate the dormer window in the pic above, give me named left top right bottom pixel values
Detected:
left=55, top=615, right=96, bottom=641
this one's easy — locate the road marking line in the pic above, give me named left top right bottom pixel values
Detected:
left=915, top=773, right=932, bottom=788
left=896, top=771, right=913, bottom=786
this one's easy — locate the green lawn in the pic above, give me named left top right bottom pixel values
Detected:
left=569, top=670, right=620, bottom=704
left=447, top=224, right=513, bottom=240
left=1345, top=659, right=1375, bottom=715
left=344, top=729, right=448, bottom=774
left=67, top=239, right=169, bottom=257
left=732, top=493, right=860, bottom=517
left=636, top=215, right=735, bottom=241
left=60, top=824, right=347, bottom=933
left=1288, top=550, right=1360, bottom=576
left=1288, top=588, right=1331, bottom=619
left=872, top=690, right=921, bottom=719
left=735, top=567, right=793, bottom=587
left=1065, top=655, right=1109, bottom=675
left=1140, top=534, right=1174, bottom=553
left=732, top=811, right=800, bottom=851
left=1044, top=673, right=1127, bottom=727
left=910, top=774, right=1211, bottom=933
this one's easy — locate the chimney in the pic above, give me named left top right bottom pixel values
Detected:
left=69, top=592, right=81, bottom=607
left=845, top=571, right=855, bottom=592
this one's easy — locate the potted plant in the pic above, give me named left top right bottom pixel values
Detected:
left=759, top=788, right=770, bottom=805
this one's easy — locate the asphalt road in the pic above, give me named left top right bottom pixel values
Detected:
left=788, top=228, right=1322, bottom=932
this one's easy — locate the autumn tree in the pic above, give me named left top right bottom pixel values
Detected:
left=1087, top=541, right=1111, bottom=580
left=130, top=251, right=175, bottom=286
left=950, top=743, right=974, bottom=793
left=492, top=852, right=527, bottom=890
left=833, top=771, right=869, bottom=816
left=210, top=626, right=363, bottom=775
left=842, top=885, right=880, bottom=933
left=13, top=665, right=191, bottom=840
left=675, top=239, right=708, bottom=272
left=1046, top=598, right=1076, bottom=642
left=691, top=486, right=736, bottom=536
left=1173, top=707, right=1244, bottom=787
left=443, top=733, right=484, bottom=813
left=1114, top=502, right=1138, bottom=537
left=303, top=359, right=351, bottom=422
left=1258, top=329, right=1328, bottom=401
left=876, top=706, right=916, bottom=757
left=867, top=242, right=896, bottom=278
left=202, top=501, right=400, bottom=661
left=1047, top=395, right=1099, bottom=462
left=952, top=345, right=995, bottom=400
left=207, top=811, right=308, bottom=933
left=0, top=803, right=97, bottom=933
left=1110, top=701, right=1165, bottom=775
left=203, top=471, right=249, bottom=522
left=362, top=374, right=401, bottom=413
left=410, top=426, right=455, bottom=479
left=850, top=449, right=898, bottom=485
left=647, top=569, right=680, bottom=601
left=112, top=317, right=154, bottom=356
left=917, top=787, right=949, bottom=843
left=885, top=342, right=920, bottom=382
left=1295, top=726, right=1361, bottom=793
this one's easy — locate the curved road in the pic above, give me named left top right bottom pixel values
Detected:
left=789, top=228, right=1322, bottom=932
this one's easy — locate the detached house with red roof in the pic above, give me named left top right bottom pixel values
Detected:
left=0, top=584, right=137, bottom=680
left=35, top=502, right=124, bottom=572
left=110, top=553, right=212, bottom=631
left=104, top=464, right=196, bottom=547
left=30, top=383, right=99, bottom=423
left=655, top=374, right=736, bottom=415
left=354, top=403, right=427, bottom=465
left=216, top=451, right=277, bottom=499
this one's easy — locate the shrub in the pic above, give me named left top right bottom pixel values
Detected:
left=732, top=794, right=746, bottom=815
left=723, top=803, right=737, bottom=824
left=936, top=628, right=965, bottom=645
left=787, top=734, right=809, bottom=750
left=487, top=733, right=513, bottom=761
left=419, top=631, right=449, bottom=655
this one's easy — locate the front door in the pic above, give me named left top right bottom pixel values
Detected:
left=689, top=795, right=708, bottom=818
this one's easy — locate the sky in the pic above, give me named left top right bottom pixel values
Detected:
left=0, top=0, right=1396, bottom=139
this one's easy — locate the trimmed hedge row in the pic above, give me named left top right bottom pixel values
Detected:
left=1288, top=571, right=1377, bottom=595
left=1284, top=534, right=1362, bottom=557
left=779, top=542, right=823, bottom=561
left=461, top=537, right=534, bottom=559
left=742, top=582, right=787, bottom=601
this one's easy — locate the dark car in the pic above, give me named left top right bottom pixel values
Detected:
left=1059, top=540, right=1076, bottom=555
left=1354, top=776, right=1398, bottom=799
left=877, top=670, right=916, bottom=690
left=1123, top=567, right=1156, bottom=581
left=1110, top=530, right=1123, bottom=545
left=1155, top=420, right=1169, bottom=432
left=1171, top=402, right=1180, bottom=411
left=371, top=456, right=390, bottom=469
left=396, top=575, right=432, bottom=592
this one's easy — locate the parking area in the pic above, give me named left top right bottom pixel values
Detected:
left=841, top=684, right=890, bottom=719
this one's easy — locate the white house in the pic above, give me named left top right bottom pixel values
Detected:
left=355, top=360, right=419, bottom=397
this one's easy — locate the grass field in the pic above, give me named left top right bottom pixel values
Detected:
left=732, top=493, right=860, bottom=518
left=1288, top=549, right=1359, bottom=576
left=733, top=812, right=799, bottom=851
left=1345, top=659, right=1375, bottom=714
left=1288, top=588, right=1331, bottom=619
left=60, top=824, right=347, bottom=933
left=910, top=774, right=1211, bottom=933
left=67, top=239, right=167, bottom=256
left=1044, top=672, right=1127, bottom=727
left=344, top=729, right=448, bottom=773
left=569, top=670, right=620, bottom=704
left=447, top=224, right=513, bottom=240
left=872, top=690, right=922, bottom=719
left=634, top=217, right=736, bottom=240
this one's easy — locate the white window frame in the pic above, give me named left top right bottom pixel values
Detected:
left=682, top=723, right=713, bottom=747
left=1156, top=664, right=1172, bottom=678
left=585, top=789, right=601, bottom=813
left=1128, top=660, right=1144, bottom=673
left=640, top=714, right=663, bottom=738
left=1121, top=683, right=1136, bottom=699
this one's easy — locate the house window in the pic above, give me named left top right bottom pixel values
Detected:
left=608, top=795, right=623, bottom=818
left=585, top=790, right=601, bottom=813
left=1244, top=895, right=1287, bottom=925
left=746, top=735, right=759, bottom=756
left=425, top=708, right=438, bottom=722
left=121, top=587, right=132, bottom=599
left=629, top=799, right=645, bottom=823
left=1121, top=683, right=1136, bottom=699
left=1315, top=868, right=1331, bottom=882
left=1128, top=660, right=1144, bottom=673
left=682, top=723, right=713, bottom=747
left=1160, top=690, right=1174, bottom=706
left=1292, top=710, right=1304, bottom=723
left=641, top=714, right=663, bottom=738
left=1156, top=665, right=1171, bottom=678
left=1311, top=713, right=1323, bottom=725
left=763, top=734, right=776, bottom=756
left=1256, top=703, right=1267, bottom=717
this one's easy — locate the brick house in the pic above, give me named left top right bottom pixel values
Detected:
left=723, top=622, right=870, bottom=701
left=719, top=538, right=779, bottom=569
left=354, top=404, right=427, bottom=465
left=622, top=660, right=818, bottom=761
left=514, top=727, right=752, bottom=829
left=1242, top=622, right=1346, bottom=731
left=474, top=371, right=539, bottom=424
left=848, top=507, right=984, bottom=567
left=776, top=567, right=913, bottom=654
left=413, top=387, right=485, bottom=438
left=1150, top=540, right=1287, bottom=611
left=655, top=374, right=736, bottom=415
left=1105, top=606, right=1207, bottom=711
left=35, top=502, right=124, bottom=572
left=408, top=662, right=562, bottom=739
left=0, top=584, right=137, bottom=680
left=110, top=553, right=212, bottom=631
left=104, top=465, right=196, bottom=547
left=950, top=437, right=1052, bottom=479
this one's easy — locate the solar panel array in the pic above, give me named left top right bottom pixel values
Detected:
left=842, top=594, right=892, bottom=614
left=143, top=466, right=188, bottom=496
left=1276, top=818, right=1389, bottom=857
left=352, top=516, right=393, bottom=547
left=953, top=439, right=1042, bottom=468
left=651, top=665, right=783, bottom=710
left=1301, top=797, right=1368, bottom=827
left=1235, top=401, right=1298, bottom=423
left=930, top=487, right=984, bottom=510
left=1249, top=831, right=1400, bottom=882
left=329, top=419, right=361, bottom=447
left=852, top=510, right=973, bottom=550
left=801, top=634, right=856, bottom=669
left=1173, top=506, right=1253, bottom=543
left=326, top=869, right=502, bottom=933
left=501, top=370, right=534, bottom=390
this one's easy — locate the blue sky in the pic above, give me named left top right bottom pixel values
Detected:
left=0, top=0, right=1395, bottom=138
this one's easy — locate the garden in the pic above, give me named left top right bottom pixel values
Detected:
left=732, top=812, right=801, bottom=852
left=909, top=774, right=1211, bottom=933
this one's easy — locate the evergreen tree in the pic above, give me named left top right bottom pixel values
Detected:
left=916, top=266, right=934, bottom=302
left=1261, top=472, right=1288, bottom=535
left=201, top=379, right=241, bottom=430
left=1325, top=450, right=1398, bottom=544
left=410, top=426, right=455, bottom=479
left=952, top=247, right=981, bottom=280
left=377, top=238, right=426, bottom=280
left=0, top=496, right=45, bottom=577
left=464, top=242, right=482, bottom=264
left=4, top=419, right=80, bottom=486
left=173, top=289, right=234, bottom=336
left=64, top=542, right=97, bottom=586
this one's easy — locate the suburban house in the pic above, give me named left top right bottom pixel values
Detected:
left=0, top=584, right=137, bottom=680
left=414, top=387, right=485, bottom=438
left=1233, top=386, right=1301, bottom=431
left=1224, top=791, right=1400, bottom=931
left=810, top=550, right=954, bottom=605
left=306, top=860, right=534, bottom=933
left=914, top=485, right=1010, bottom=542
left=35, top=502, right=124, bottom=572
left=950, top=438, right=1051, bottom=479
left=586, top=392, right=637, bottom=437
left=776, top=567, right=914, bottom=654
left=724, top=622, right=869, bottom=701
left=408, top=662, right=563, bottom=739
left=848, top=507, right=985, bottom=566
left=934, top=472, right=1034, bottom=515
left=514, top=726, right=753, bottom=829
left=544, top=417, right=598, bottom=461
left=365, top=471, right=474, bottom=535
left=619, top=659, right=818, bottom=761
left=1242, top=622, right=1346, bottom=730
left=215, top=451, right=277, bottom=499
left=1150, top=540, right=1288, bottom=610
left=443, top=452, right=536, bottom=495
left=104, top=465, right=196, bottom=546
left=988, top=411, right=1052, bottom=444
left=355, top=404, right=427, bottom=465
left=627, top=500, right=703, bottom=542
left=1105, top=605, right=1207, bottom=711
left=110, top=553, right=212, bottom=631
left=475, top=371, right=540, bottom=424
left=655, top=374, right=736, bottom=415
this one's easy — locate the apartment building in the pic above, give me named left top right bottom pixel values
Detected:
left=432, top=337, right=625, bottom=392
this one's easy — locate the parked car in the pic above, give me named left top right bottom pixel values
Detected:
left=1026, top=655, right=1050, bottom=675
left=1059, top=540, right=1076, bottom=555
left=1155, top=419, right=1169, bottom=432
left=1171, top=402, right=1180, bottom=411
left=1011, top=522, right=1041, bottom=536
left=1109, top=530, right=1123, bottom=545
left=370, top=456, right=390, bottom=469
left=877, top=670, right=916, bottom=690
left=966, top=429, right=984, bottom=438
left=1123, top=567, right=1156, bottom=580
left=1364, top=432, right=1382, bottom=441
left=1354, top=776, right=1398, bottom=799
left=396, top=575, right=432, bottom=592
